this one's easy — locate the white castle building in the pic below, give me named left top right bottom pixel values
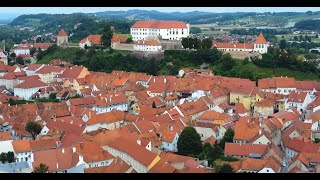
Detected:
left=130, top=21, right=190, bottom=41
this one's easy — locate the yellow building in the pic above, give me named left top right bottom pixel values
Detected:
left=229, top=87, right=260, bottom=110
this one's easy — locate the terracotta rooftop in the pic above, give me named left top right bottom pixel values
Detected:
left=58, top=29, right=68, bottom=36
left=234, top=117, right=260, bottom=142
left=255, top=32, right=267, bottom=44
left=131, top=21, right=187, bottom=29
left=224, top=143, right=269, bottom=157
left=80, top=34, right=102, bottom=45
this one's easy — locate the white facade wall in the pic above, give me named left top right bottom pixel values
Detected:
left=191, top=90, right=206, bottom=100
left=252, top=135, right=271, bottom=145
left=15, top=151, right=32, bottom=162
left=0, top=140, right=14, bottom=154
left=14, top=86, right=46, bottom=100
left=85, top=159, right=113, bottom=168
left=286, top=147, right=299, bottom=159
left=106, top=146, right=148, bottom=173
left=93, top=103, right=128, bottom=114
left=258, top=168, right=276, bottom=173
left=131, top=27, right=189, bottom=41
left=159, top=133, right=179, bottom=152
left=14, top=49, right=30, bottom=56
left=0, top=79, right=18, bottom=91
left=133, top=44, right=162, bottom=52
left=253, top=44, right=268, bottom=54
left=83, top=121, right=123, bottom=133
left=194, top=127, right=216, bottom=141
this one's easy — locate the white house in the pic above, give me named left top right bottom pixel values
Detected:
left=130, top=21, right=190, bottom=41
left=285, top=91, right=314, bottom=112
left=92, top=95, right=128, bottom=114
left=0, top=51, right=8, bottom=65
left=159, top=127, right=179, bottom=152
left=79, top=35, right=102, bottom=49
left=25, top=64, right=45, bottom=76
left=133, top=39, right=162, bottom=52
left=14, top=79, right=47, bottom=100
left=0, top=132, right=13, bottom=155
left=106, top=136, right=160, bottom=173
left=194, top=126, right=216, bottom=141
left=13, top=45, right=31, bottom=56
left=83, top=110, right=125, bottom=133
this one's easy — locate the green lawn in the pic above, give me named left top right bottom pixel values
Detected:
left=275, top=34, right=318, bottom=43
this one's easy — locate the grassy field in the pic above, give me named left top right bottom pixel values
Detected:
left=24, top=18, right=41, bottom=26
left=275, top=34, right=318, bottom=43
left=199, top=30, right=230, bottom=35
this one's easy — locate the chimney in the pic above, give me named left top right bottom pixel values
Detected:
left=80, top=142, right=83, bottom=149
left=70, top=120, right=73, bottom=124
left=88, top=111, right=92, bottom=119
left=137, top=138, right=141, bottom=145
left=62, top=148, right=65, bottom=153
left=259, top=129, right=262, bottom=135
left=164, top=78, right=166, bottom=83
left=154, top=78, right=155, bottom=83
left=16, top=104, right=17, bottom=108
left=56, top=163, right=59, bottom=169
left=72, top=147, right=76, bottom=153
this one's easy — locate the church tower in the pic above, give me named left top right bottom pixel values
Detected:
left=57, top=29, right=68, bottom=47
left=254, top=32, right=268, bottom=54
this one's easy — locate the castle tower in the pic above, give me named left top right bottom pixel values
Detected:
left=254, top=32, right=268, bottom=54
left=57, top=29, right=68, bottom=47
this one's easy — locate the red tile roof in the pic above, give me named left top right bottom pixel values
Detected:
left=80, top=35, right=102, bottom=45
left=111, top=34, right=128, bottom=43
left=32, top=147, right=80, bottom=172
left=287, top=91, right=308, bottom=103
left=0, top=132, right=11, bottom=141
left=58, top=29, right=68, bottom=36
left=36, top=66, right=65, bottom=74
left=15, top=79, right=47, bottom=89
left=235, top=103, right=249, bottom=114
left=212, top=42, right=254, bottom=49
left=86, top=110, right=125, bottom=125
left=84, top=157, right=130, bottom=173
left=224, top=143, right=268, bottom=157
left=33, top=43, right=52, bottom=50
left=131, top=21, right=187, bottom=29
left=234, top=117, right=260, bottom=142
left=135, top=39, right=161, bottom=46
left=12, top=140, right=32, bottom=153
left=255, top=32, right=267, bottom=44
left=107, top=136, right=158, bottom=167
left=26, top=64, right=44, bottom=71
left=258, top=77, right=296, bottom=89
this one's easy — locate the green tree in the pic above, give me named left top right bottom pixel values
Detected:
left=101, top=25, right=113, bottom=48
left=177, top=126, right=202, bottom=156
left=294, top=36, right=298, bottom=41
left=200, top=143, right=223, bottom=166
left=33, top=163, right=49, bottom=173
left=220, top=54, right=236, bottom=72
left=190, top=27, right=202, bottom=34
left=279, top=39, right=287, bottom=50
left=10, top=53, right=16, bottom=58
left=49, top=93, right=57, bottom=100
left=152, top=101, right=156, bottom=108
left=0, top=153, right=7, bottom=163
left=30, top=47, right=37, bottom=55
left=218, top=164, right=234, bottom=173
left=202, top=38, right=213, bottom=49
left=219, top=128, right=234, bottom=149
left=126, top=37, right=133, bottom=43
left=181, top=38, right=189, bottom=49
left=25, top=121, right=42, bottom=140
left=16, top=56, right=24, bottom=65
left=6, top=151, right=14, bottom=163
left=315, top=138, right=320, bottom=143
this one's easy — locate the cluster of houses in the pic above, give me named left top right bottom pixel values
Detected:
left=0, top=60, right=319, bottom=173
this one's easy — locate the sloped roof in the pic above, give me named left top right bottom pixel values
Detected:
left=132, top=21, right=187, bottom=29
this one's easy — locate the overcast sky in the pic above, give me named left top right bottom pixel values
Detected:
left=0, top=7, right=319, bottom=15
